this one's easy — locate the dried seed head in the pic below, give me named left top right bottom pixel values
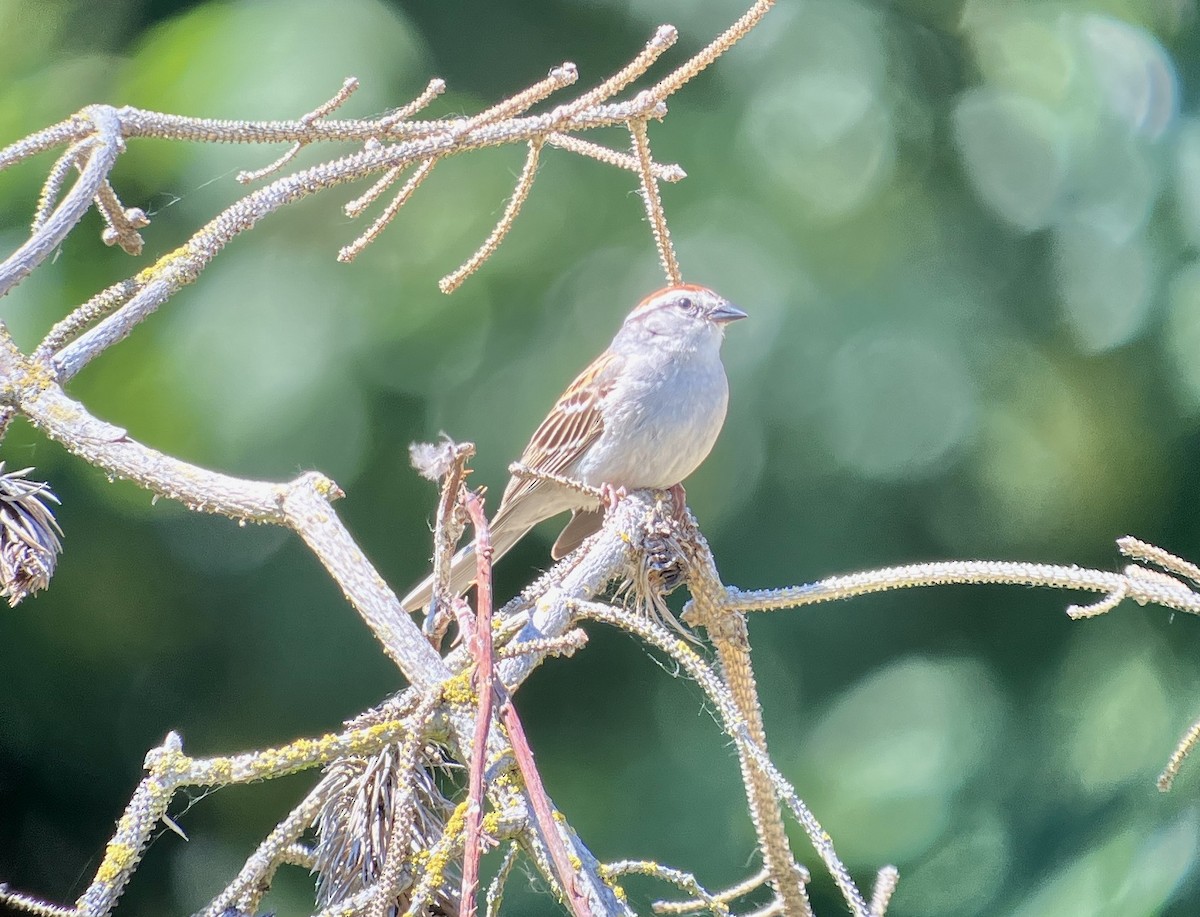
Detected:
left=315, top=744, right=459, bottom=916
left=616, top=497, right=698, bottom=643
left=0, top=464, right=63, bottom=607
left=409, top=438, right=474, bottom=483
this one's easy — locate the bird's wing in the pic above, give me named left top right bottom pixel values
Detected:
left=498, top=349, right=621, bottom=510
left=551, top=507, right=605, bottom=559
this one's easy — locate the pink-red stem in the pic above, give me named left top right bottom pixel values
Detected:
left=458, top=490, right=591, bottom=917
left=460, top=491, right=494, bottom=917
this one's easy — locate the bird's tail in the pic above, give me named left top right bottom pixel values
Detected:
left=399, top=516, right=535, bottom=613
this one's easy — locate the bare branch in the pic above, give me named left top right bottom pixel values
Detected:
left=571, top=597, right=871, bottom=917
left=0, top=332, right=448, bottom=688
left=648, top=0, right=776, bottom=101
left=547, top=132, right=686, bottom=182
left=630, top=118, right=682, bottom=285
left=717, top=556, right=1200, bottom=619
left=339, top=157, right=439, bottom=262
left=0, top=885, right=76, bottom=917
left=553, top=24, right=678, bottom=117
left=736, top=735, right=880, bottom=917
left=1118, top=535, right=1200, bottom=588
left=869, top=867, right=900, bottom=917
left=1159, top=713, right=1200, bottom=792
left=364, top=693, right=448, bottom=917
left=94, top=180, right=149, bottom=255
left=461, top=490, right=497, bottom=917
left=204, top=777, right=334, bottom=917
left=465, top=63, right=579, bottom=131
left=417, top=439, right=475, bottom=643
left=604, top=860, right=730, bottom=917
left=238, top=77, right=361, bottom=184
left=32, top=139, right=92, bottom=230
left=0, top=106, right=122, bottom=298
left=652, top=869, right=773, bottom=915
left=681, top=523, right=810, bottom=916
left=485, top=843, right=521, bottom=917
left=377, top=78, right=448, bottom=130
left=19, top=9, right=773, bottom=373
left=344, top=163, right=406, bottom=218
left=440, top=139, right=544, bottom=293
left=496, top=629, right=588, bottom=659
left=508, top=461, right=605, bottom=503
left=34, top=277, right=142, bottom=362
left=0, top=113, right=94, bottom=172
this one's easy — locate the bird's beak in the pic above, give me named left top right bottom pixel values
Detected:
left=711, top=301, right=748, bottom=324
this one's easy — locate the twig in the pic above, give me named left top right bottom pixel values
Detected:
left=0, top=105, right=122, bottom=298
left=365, top=691, right=447, bottom=917
left=570, top=598, right=869, bottom=917
left=93, top=179, right=149, bottom=255
left=648, top=0, right=776, bottom=101
left=869, top=867, right=900, bottom=917
left=463, top=63, right=578, bottom=131
left=338, top=157, right=438, bottom=262
left=378, top=78, right=448, bottom=130
left=440, top=139, right=544, bottom=293
left=496, top=695, right=593, bottom=917
left=1118, top=535, right=1200, bottom=588
left=8, top=4, right=782, bottom=372
left=402, top=803, right=467, bottom=917
left=203, top=776, right=334, bottom=917
left=507, top=462, right=605, bottom=502
left=1159, top=712, right=1200, bottom=792
left=485, top=843, right=521, bottom=917
left=32, top=139, right=92, bottom=230
left=552, top=24, right=678, bottom=118
left=629, top=118, right=681, bottom=285
left=0, top=885, right=76, bottom=917
left=238, top=77, right=361, bottom=183
left=682, top=526, right=811, bottom=917
left=412, top=438, right=474, bottom=641
left=496, top=629, right=588, bottom=659
left=461, top=490, right=497, bottom=917
left=652, top=869, right=772, bottom=915
left=736, top=733, right=876, bottom=917
left=344, top=163, right=406, bottom=218
left=34, top=278, right=141, bottom=360
left=604, top=860, right=729, bottom=917
left=0, top=332, right=449, bottom=689
left=716, top=557, right=1200, bottom=619
left=546, top=132, right=685, bottom=182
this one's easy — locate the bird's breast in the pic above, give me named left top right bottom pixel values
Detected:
left=575, top=352, right=729, bottom=490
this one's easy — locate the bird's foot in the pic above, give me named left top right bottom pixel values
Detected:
left=451, top=595, right=476, bottom=647
left=667, top=482, right=688, bottom=522
left=600, top=482, right=628, bottom=513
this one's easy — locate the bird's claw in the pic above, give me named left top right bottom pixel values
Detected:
left=667, top=483, right=688, bottom=522
left=600, top=482, right=628, bottom=513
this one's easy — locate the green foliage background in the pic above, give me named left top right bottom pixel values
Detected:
left=3, top=0, right=1200, bottom=914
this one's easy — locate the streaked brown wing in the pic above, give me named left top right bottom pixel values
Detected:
left=499, top=350, right=621, bottom=508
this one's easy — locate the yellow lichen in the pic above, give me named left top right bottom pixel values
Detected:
left=481, top=810, right=504, bottom=836
left=134, top=246, right=189, bottom=284
left=94, top=842, right=136, bottom=884
left=207, top=758, right=234, bottom=783
left=442, top=670, right=477, bottom=706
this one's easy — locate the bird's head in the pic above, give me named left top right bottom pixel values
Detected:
left=616, top=284, right=746, bottom=354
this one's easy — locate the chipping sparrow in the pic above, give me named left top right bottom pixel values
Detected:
left=401, top=284, right=746, bottom=612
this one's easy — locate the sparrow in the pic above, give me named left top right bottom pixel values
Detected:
left=401, top=283, right=746, bottom=612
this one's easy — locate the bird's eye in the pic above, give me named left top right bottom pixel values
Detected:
left=678, top=296, right=695, bottom=313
